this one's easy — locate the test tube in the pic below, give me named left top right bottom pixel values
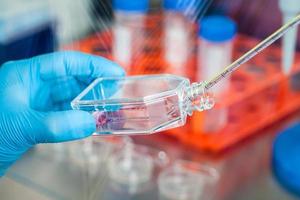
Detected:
left=279, top=0, right=300, bottom=75
left=163, top=0, right=194, bottom=76
left=158, top=160, right=219, bottom=200
left=197, top=15, right=237, bottom=93
left=197, top=15, right=237, bottom=132
left=279, top=0, right=300, bottom=92
left=112, top=0, right=149, bottom=72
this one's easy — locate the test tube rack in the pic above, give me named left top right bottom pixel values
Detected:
left=65, top=14, right=300, bottom=153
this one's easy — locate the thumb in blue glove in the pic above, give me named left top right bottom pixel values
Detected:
left=0, top=51, right=125, bottom=176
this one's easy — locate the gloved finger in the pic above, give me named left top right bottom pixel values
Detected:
left=37, top=110, right=96, bottom=143
left=30, top=78, right=81, bottom=111
left=53, top=101, right=73, bottom=111
left=35, top=78, right=124, bottom=113
left=50, top=77, right=84, bottom=104
left=50, top=78, right=123, bottom=110
left=30, top=82, right=53, bottom=111
left=39, top=51, right=125, bottom=80
left=32, top=77, right=85, bottom=110
left=75, top=76, right=96, bottom=85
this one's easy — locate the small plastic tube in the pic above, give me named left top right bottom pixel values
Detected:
left=163, top=0, right=193, bottom=76
left=197, top=15, right=236, bottom=132
left=112, top=0, right=149, bottom=72
left=279, top=0, right=300, bottom=75
left=197, top=15, right=237, bottom=94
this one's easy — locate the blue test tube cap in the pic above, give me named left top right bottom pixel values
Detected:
left=113, top=0, right=149, bottom=13
left=199, top=15, right=237, bottom=42
left=273, top=122, right=300, bottom=197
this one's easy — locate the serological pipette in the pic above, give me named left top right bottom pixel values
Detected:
left=194, top=14, right=300, bottom=92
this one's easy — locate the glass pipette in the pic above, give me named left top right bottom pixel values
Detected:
left=193, top=14, right=300, bottom=94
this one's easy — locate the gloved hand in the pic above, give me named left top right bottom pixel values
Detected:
left=0, top=51, right=125, bottom=176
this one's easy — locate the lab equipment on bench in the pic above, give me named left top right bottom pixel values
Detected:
left=103, top=141, right=169, bottom=199
left=72, top=14, right=300, bottom=135
left=158, top=160, right=219, bottom=200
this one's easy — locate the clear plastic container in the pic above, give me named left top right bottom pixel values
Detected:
left=107, top=144, right=154, bottom=194
left=67, top=136, right=126, bottom=174
left=71, top=74, right=214, bottom=135
left=103, top=141, right=169, bottom=199
left=158, top=160, right=219, bottom=200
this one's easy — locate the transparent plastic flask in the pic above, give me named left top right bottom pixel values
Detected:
left=71, top=74, right=214, bottom=135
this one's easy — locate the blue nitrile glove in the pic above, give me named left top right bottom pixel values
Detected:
left=0, top=51, right=125, bottom=176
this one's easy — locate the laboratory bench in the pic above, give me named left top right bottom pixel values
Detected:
left=1, top=111, right=300, bottom=200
